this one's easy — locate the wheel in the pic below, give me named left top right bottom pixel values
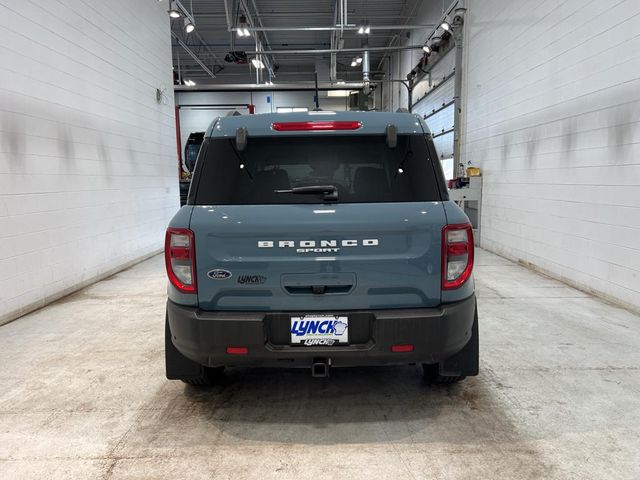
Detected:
left=422, top=363, right=466, bottom=385
left=181, top=366, right=225, bottom=386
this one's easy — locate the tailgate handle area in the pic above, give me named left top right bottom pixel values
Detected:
left=281, top=273, right=355, bottom=295
left=285, top=285, right=352, bottom=295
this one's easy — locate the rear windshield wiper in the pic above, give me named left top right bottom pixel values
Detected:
left=275, top=185, right=338, bottom=202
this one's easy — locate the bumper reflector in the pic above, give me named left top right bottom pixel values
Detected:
left=226, top=346, right=248, bottom=355
left=391, top=344, right=414, bottom=353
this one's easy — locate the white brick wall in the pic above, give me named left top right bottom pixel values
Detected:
left=0, top=0, right=179, bottom=324
left=462, top=0, right=640, bottom=310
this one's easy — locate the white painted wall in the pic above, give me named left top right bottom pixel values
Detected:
left=462, top=0, right=640, bottom=311
left=0, top=0, right=178, bottom=324
left=175, top=90, right=349, bottom=151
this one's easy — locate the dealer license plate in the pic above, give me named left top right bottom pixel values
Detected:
left=290, top=315, right=349, bottom=346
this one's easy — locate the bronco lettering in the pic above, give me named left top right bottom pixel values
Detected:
left=258, top=239, right=379, bottom=252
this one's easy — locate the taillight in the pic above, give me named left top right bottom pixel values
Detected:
left=271, top=121, right=362, bottom=131
left=442, top=223, right=474, bottom=290
left=165, top=227, right=197, bottom=294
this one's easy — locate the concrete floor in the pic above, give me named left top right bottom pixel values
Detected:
left=0, top=249, right=639, bottom=480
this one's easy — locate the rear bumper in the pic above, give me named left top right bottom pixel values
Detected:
left=167, top=294, right=476, bottom=368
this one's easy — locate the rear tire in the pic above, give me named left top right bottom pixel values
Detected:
left=422, top=363, right=466, bottom=384
left=181, top=366, right=225, bottom=387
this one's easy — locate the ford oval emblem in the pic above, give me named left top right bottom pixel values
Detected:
left=207, top=269, right=232, bottom=280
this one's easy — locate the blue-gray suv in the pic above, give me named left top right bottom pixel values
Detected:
left=164, top=111, right=478, bottom=385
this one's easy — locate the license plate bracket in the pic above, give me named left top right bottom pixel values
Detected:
left=290, top=314, right=349, bottom=346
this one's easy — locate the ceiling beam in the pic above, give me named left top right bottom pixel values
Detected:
left=222, top=0, right=233, bottom=32
left=236, top=0, right=276, bottom=79
left=171, top=32, right=217, bottom=79
left=376, top=0, right=423, bottom=72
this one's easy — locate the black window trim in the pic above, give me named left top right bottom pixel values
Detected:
left=187, top=133, right=449, bottom=206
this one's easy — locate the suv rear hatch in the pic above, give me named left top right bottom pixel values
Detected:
left=189, top=127, right=447, bottom=311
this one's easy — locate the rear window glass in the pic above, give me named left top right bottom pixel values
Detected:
left=192, top=134, right=443, bottom=205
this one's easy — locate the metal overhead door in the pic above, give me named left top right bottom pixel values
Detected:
left=412, top=49, right=456, bottom=180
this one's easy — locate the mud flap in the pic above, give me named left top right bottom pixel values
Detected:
left=439, top=302, right=479, bottom=377
left=165, top=314, right=205, bottom=380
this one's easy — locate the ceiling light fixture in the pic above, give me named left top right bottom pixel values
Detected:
left=357, top=24, right=370, bottom=35
left=355, top=56, right=363, bottom=64
left=251, top=58, right=265, bottom=69
left=184, top=18, right=195, bottom=33
left=237, top=15, right=251, bottom=37
left=327, top=90, right=350, bottom=97
left=440, top=21, right=452, bottom=32
left=168, top=1, right=181, bottom=18
left=422, top=44, right=431, bottom=54
left=350, top=59, right=357, bottom=67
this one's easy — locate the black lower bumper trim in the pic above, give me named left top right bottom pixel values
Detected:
left=166, top=295, right=476, bottom=368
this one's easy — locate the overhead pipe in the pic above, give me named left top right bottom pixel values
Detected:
left=343, top=0, right=348, bottom=30
left=231, top=25, right=435, bottom=32
left=174, top=82, right=367, bottom=92
left=451, top=5, right=466, bottom=179
left=387, top=54, right=392, bottom=111
left=242, top=45, right=426, bottom=55
left=330, top=0, right=339, bottom=81
left=201, top=13, right=427, bottom=19
left=362, top=42, right=370, bottom=95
